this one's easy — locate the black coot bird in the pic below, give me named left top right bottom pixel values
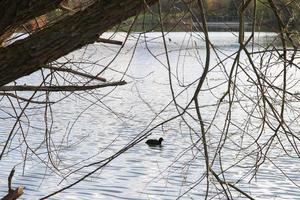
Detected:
left=146, top=137, right=164, bottom=146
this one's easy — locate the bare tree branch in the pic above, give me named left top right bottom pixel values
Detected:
left=43, top=66, right=107, bottom=82
left=97, top=38, right=123, bottom=46
left=1, top=167, right=24, bottom=200
left=0, top=0, right=158, bottom=87
left=0, top=81, right=127, bottom=92
left=0, top=92, right=55, bottom=104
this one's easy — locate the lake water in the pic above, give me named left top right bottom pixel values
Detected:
left=0, top=32, right=300, bottom=199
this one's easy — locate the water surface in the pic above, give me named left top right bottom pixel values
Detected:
left=1, top=32, right=299, bottom=199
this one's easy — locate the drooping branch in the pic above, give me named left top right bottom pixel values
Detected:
left=0, top=0, right=158, bottom=86
left=0, top=81, right=127, bottom=92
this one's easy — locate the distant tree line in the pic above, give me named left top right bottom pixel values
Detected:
left=142, top=0, right=300, bottom=31
left=23, top=0, right=298, bottom=33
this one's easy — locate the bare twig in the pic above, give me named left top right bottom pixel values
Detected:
left=43, top=66, right=107, bottom=82
left=96, top=38, right=123, bottom=46
left=0, top=92, right=55, bottom=104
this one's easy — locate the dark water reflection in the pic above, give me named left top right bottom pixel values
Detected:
left=1, top=32, right=300, bottom=199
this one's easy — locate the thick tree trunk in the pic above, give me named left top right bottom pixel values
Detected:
left=0, top=0, right=158, bottom=86
left=0, top=0, right=63, bottom=36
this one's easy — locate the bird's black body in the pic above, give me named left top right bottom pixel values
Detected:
left=146, top=137, right=164, bottom=146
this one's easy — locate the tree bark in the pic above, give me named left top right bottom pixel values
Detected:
left=0, top=0, right=63, bottom=36
left=0, top=0, right=158, bottom=87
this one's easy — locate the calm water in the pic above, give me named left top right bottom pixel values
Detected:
left=0, top=32, right=300, bottom=199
